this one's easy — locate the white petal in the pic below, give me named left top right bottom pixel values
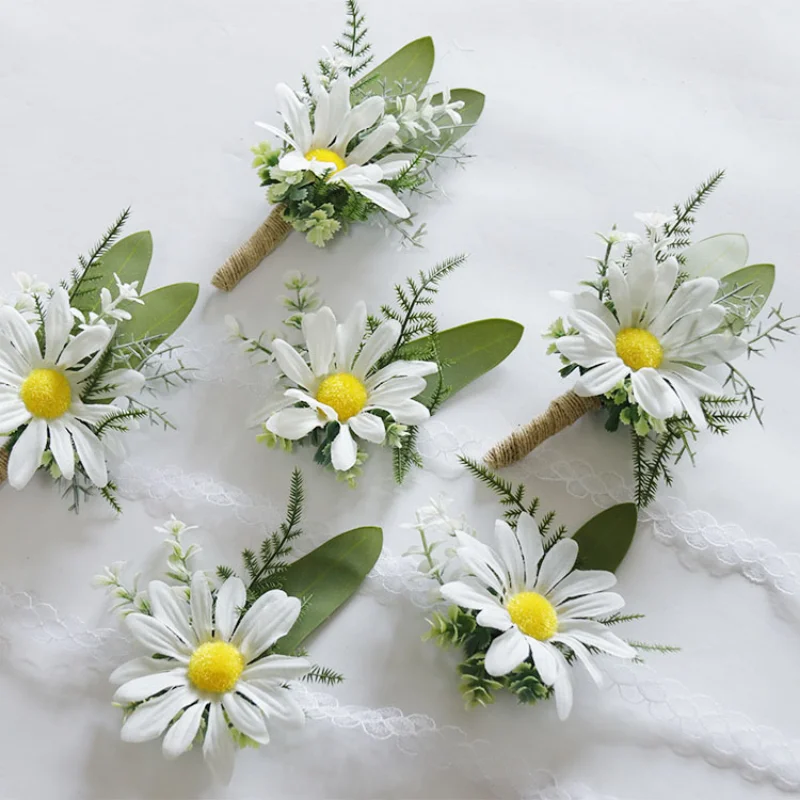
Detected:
left=254, top=121, right=300, bottom=151
left=236, top=682, right=305, bottom=728
left=629, top=368, right=680, bottom=420
left=352, top=320, right=400, bottom=378
left=241, top=655, right=312, bottom=683
left=376, top=154, right=412, bottom=178
left=548, top=570, right=617, bottom=606
left=203, top=702, right=235, bottom=785
left=333, top=95, right=384, bottom=153
left=367, top=376, right=427, bottom=407
left=162, top=700, right=207, bottom=759
left=556, top=334, right=616, bottom=368
left=302, top=307, right=337, bottom=377
left=247, top=391, right=294, bottom=428
left=527, top=639, right=559, bottom=685
left=607, top=264, right=632, bottom=328
left=365, top=359, right=438, bottom=391
left=266, top=407, right=323, bottom=440
left=87, top=368, right=145, bottom=400
left=110, top=656, right=170, bottom=685
left=121, top=686, right=196, bottom=743
left=190, top=572, right=213, bottom=643
left=567, top=309, right=616, bottom=347
left=57, top=326, right=111, bottom=369
left=339, top=177, right=410, bottom=219
left=125, top=613, right=192, bottom=661
left=231, top=590, right=301, bottom=661
left=69, top=402, right=116, bottom=425
left=330, top=423, right=357, bottom=471
left=557, top=592, right=625, bottom=620
left=347, top=120, right=400, bottom=165
left=552, top=634, right=604, bottom=686
left=114, top=669, right=188, bottom=704
left=476, top=606, right=514, bottom=632
left=283, top=389, right=337, bottom=421
left=279, top=151, right=320, bottom=174
left=649, top=277, right=719, bottom=338
left=515, top=513, right=544, bottom=588
left=573, top=359, right=629, bottom=397
left=494, top=519, right=525, bottom=593
left=670, top=332, right=747, bottom=366
left=484, top=627, right=529, bottom=676
left=0, top=396, right=31, bottom=435
left=44, top=287, right=73, bottom=363
left=275, top=82, right=313, bottom=153
left=271, top=339, right=315, bottom=389
left=559, top=620, right=636, bottom=659
left=550, top=651, right=574, bottom=720
left=440, top=581, right=500, bottom=612
left=349, top=412, right=386, bottom=444
left=335, top=301, right=367, bottom=370
left=625, top=244, right=658, bottom=324
left=215, top=577, right=246, bottom=642
left=7, top=417, right=47, bottom=489
left=311, top=76, right=350, bottom=149
left=63, top=419, right=108, bottom=487
left=376, top=399, right=430, bottom=425
left=222, top=693, right=270, bottom=745
left=660, top=306, right=726, bottom=351
left=0, top=306, right=40, bottom=365
left=535, top=539, right=579, bottom=596
left=552, top=290, right=618, bottom=333
left=148, top=580, right=194, bottom=646
left=661, top=363, right=726, bottom=427
left=454, top=531, right=510, bottom=593
left=643, top=257, right=680, bottom=324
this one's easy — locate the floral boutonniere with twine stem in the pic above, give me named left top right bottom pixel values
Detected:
left=0, top=211, right=198, bottom=512
left=227, top=257, right=522, bottom=486
left=410, top=457, right=677, bottom=715
left=486, top=171, right=798, bottom=507
left=212, top=0, right=484, bottom=292
left=96, top=469, right=382, bottom=784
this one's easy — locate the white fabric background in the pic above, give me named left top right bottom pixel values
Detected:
left=1, top=1, right=799, bottom=798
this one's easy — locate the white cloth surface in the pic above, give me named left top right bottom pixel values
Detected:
left=1, top=0, right=799, bottom=798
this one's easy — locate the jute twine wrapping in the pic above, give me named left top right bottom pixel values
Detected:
left=485, top=391, right=602, bottom=469
left=211, top=205, right=293, bottom=292
left=0, top=446, right=8, bottom=486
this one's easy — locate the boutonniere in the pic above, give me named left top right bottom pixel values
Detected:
left=487, top=172, right=797, bottom=506
left=0, top=212, right=198, bottom=511
left=412, top=459, right=674, bottom=715
left=212, top=1, right=484, bottom=291
left=96, top=470, right=382, bottom=783
left=227, top=258, right=522, bottom=485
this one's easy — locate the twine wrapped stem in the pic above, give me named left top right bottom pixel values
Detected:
left=212, top=205, right=293, bottom=292
left=0, top=446, right=8, bottom=486
left=485, top=391, right=602, bottom=469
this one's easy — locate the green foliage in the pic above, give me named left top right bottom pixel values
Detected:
left=290, top=204, right=341, bottom=247
left=717, top=264, right=775, bottom=335
left=572, top=504, right=637, bottom=572
left=334, top=0, right=373, bottom=77
left=68, top=208, right=131, bottom=300
left=355, top=36, right=435, bottom=99
left=681, top=233, right=749, bottom=279
left=663, top=169, right=726, bottom=256
left=303, top=664, right=345, bottom=685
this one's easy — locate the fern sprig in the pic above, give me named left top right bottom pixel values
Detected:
left=334, top=0, right=373, bottom=77
left=69, top=208, right=130, bottom=300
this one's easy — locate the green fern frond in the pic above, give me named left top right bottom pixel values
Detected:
left=70, top=208, right=130, bottom=300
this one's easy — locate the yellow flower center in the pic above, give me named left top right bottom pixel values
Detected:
left=305, top=148, right=347, bottom=173
left=316, top=373, right=368, bottom=421
left=187, top=641, right=245, bottom=694
left=615, top=327, right=664, bottom=371
left=506, top=591, right=558, bottom=641
left=19, top=368, right=72, bottom=420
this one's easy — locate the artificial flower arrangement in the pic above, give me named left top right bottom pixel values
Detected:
left=411, top=458, right=674, bottom=715
left=212, top=0, right=484, bottom=291
left=227, top=259, right=522, bottom=485
left=0, top=212, right=198, bottom=511
left=96, top=470, right=382, bottom=783
left=486, top=171, right=798, bottom=507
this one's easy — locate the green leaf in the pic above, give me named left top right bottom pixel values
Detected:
left=274, top=526, right=383, bottom=654
left=401, top=319, right=523, bottom=406
left=572, top=503, right=637, bottom=573
left=355, top=36, right=435, bottom=97
left=73, top=231, right=153, bottom=314
left=427, top=88, right=485, bottom=151
left=114, top=282, right=199, bottom=364
left=681, top=233, right=749, bottom=279
left=717, top=263, right=775, bottom=334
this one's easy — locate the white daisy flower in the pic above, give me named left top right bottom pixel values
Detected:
left=555, top=242, right=747, bottom=425
left=111, top=573, right=311, bottom=783
left=441, top=515, right=636, bottom=720
left=256, top=74, right=411, bottom=218
left=258, top=302, right=437, bottom=472
left=0, top=287, right=145, bottom=489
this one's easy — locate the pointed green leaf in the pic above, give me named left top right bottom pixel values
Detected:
left=682, top=233, right=749, bottom=279
left=355, top=36, right=435, bottom=97
left=73, top=231, right=153, bottom=314
left=717, top=263, right=775, bottom=334
left=114, top=282, right=199, bottom=364
left=425, top=88, right=485, bottom=152
left=573, top=503, right=637, bottom=573
left=274, top=526, right=383, bottom=654
left=401, top=319, right=523, bottom=405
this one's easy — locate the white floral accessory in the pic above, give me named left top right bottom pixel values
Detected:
left=417, top=464, right=654, bottom=715
left=212, top=1, right=484, bottom=291
left=0, top=213, right=198, bottom=511
left=487, top=171, right=797, bottom=507
left=112, top=573, right=309, bottom=782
